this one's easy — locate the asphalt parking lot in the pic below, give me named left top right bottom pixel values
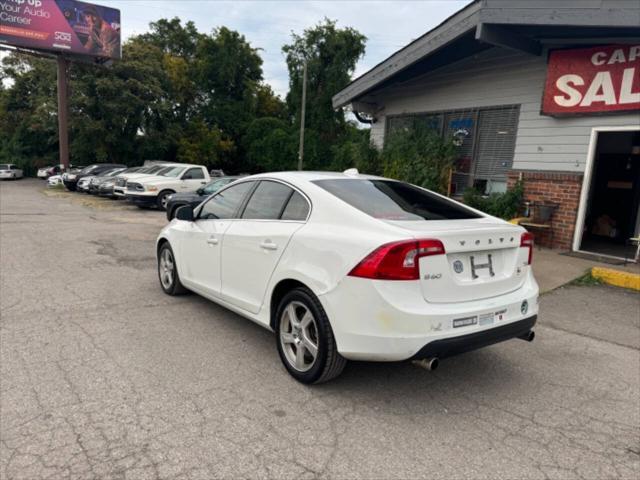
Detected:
left=1, top=179, right=639, bottom=480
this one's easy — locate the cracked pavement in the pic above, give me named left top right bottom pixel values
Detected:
left=1, top=179, right=639, bottom=480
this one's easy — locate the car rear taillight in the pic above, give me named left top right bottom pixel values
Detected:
left=520, top=232, right=534, bottom=265
left=348, top=239, right=445, bottom=280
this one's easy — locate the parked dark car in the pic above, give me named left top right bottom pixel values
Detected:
left=165, top=176, right=243, bottom=220
left=88, top=167, right=138, bottom=194
left=63, top=163, right=126, bottom=191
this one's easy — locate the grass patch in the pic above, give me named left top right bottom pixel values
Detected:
left=570, top=271, right=603, bottom=286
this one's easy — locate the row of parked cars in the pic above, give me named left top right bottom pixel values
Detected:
left=39, top=161, right=243, bottom=219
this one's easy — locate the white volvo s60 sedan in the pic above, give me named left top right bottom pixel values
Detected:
left=156, top=170, right=538, bottom=384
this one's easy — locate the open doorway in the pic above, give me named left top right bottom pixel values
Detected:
left=578, top=130, right=640, bottom=260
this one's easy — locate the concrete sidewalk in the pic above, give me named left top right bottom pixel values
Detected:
left=532, top=248, right=639, bottom=293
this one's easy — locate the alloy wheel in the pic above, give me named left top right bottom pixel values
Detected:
left=279, top=301, right=319, bottom=372
left=159, top=248, right=174, bottom=290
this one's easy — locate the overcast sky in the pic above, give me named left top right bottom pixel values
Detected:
left=99, top=0, right=471, bottom=97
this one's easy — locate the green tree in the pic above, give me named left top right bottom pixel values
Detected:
left=242, top=117, right=297, bottom=172
left=330, top=124, right=381, bottom=175
left=70, top=38, right=169, bottom=164
left=283, top=19, right=366, bottom=169
left=0, top=16, right=372, bottom=176
left=139, top=18, right=203, bottom=58
left=176, top=121, right=226, bottom=165
left=0, top=54, right=59, bottom=173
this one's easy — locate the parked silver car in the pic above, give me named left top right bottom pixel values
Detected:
left=0, top=164, right=24, bottom=180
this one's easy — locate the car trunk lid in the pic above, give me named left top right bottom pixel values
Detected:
left=387, top=219, right=529, bottom=303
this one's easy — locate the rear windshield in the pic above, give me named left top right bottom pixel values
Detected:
left=313, top=179, right=482, bottom=221
left=0, top=165, right=9, bottom=170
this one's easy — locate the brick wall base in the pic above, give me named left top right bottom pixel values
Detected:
left=507, top=170, right=583, bottom=250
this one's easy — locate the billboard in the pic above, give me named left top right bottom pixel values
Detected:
left=0, top=0, right=120, bottom=60
left=542, top=45, right=640, bottom=116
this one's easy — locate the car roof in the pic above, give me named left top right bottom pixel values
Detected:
left=246, top=171, right=385, bottom=183
left=161, top=163, right=203, bottom=168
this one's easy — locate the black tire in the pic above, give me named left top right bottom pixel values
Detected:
left=275, top=287, right=346, bottom=384
left=157, top=243, right=188, bottom=295
left=156, top=190, right=174, bottom=211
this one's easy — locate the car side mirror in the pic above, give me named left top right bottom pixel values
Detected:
left=196, top=188, right=203, bottom=195
left=176, top=205, right=194, bottom=221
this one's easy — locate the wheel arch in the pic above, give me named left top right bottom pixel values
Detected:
left=156, top=237, right=170, bottom=259
left=269, top=279, right=311, bottom=331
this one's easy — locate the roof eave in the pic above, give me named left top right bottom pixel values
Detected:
left=332, top=1, right=482, bottom=109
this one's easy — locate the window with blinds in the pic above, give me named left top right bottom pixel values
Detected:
left=386, top=105, right=520, bottom=194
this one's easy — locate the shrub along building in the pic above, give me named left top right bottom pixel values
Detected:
left=334, top=0, right=640, bottom=259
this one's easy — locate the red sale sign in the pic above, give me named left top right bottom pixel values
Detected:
left=542, top=45, right=640, bottom=116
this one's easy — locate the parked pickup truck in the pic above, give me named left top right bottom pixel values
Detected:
left=125, top=164, right=210, bottom=210
left=112, top=164, right=178, bottom=198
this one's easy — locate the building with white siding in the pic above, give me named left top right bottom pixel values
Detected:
left=333, top=0, right=640, bottom=259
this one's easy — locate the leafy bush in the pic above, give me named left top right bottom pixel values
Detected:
left=462, top=181, right=524, bottom=220
left=381, top=124, right=457, bottom=194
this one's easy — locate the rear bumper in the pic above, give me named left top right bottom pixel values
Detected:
left=318, top=270, right=539, bottom=362
left=125, top=193, right=157, bottom=206
left=411, top=315, right=536, bottom=360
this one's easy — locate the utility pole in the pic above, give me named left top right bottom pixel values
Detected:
left=56, top=55, right=70, bottom=170
left=297, top=60, right=307, bottom=171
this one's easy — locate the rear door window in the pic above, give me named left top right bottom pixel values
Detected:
left=281, top=191, right=310, bottom=221
left=199, top=182, right=254, bottom=220
left=241, top=181, right=293, bottom=220
left=313, top=179, right=481, bottom=220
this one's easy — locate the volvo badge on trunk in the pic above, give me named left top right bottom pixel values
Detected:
left=453, top=260, right=464, bottom=273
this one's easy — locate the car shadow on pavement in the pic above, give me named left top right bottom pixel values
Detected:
left=184, top=291, right=524, bottom=396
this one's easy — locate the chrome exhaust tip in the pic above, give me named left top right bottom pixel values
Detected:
left=412, top=357, right=439, bottom=371
left=518, top=330, right=535, bottom=342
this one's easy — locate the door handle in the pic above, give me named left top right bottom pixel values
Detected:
left=207, top=236, right=219, bottom=245
left=201, top=181, right=207, bottom=184
left=260, top=240, right=278, bottom=251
